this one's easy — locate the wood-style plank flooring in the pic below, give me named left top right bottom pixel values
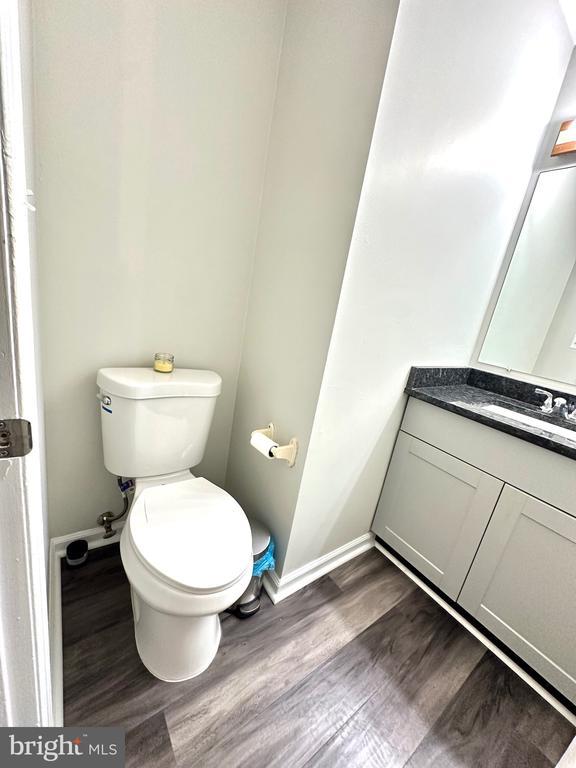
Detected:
left=62, top=546, right=575, bottom=767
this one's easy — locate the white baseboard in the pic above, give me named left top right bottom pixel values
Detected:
left=374, top=541, right=576, bottom=728
left=48, top=523, right=124, bottom=727
left=557, top=735, right=576, bottom=767
left=263, top=533, right=374, bottom=604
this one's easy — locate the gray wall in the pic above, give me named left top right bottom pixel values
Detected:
left=33, top=0, right=400, bottom=541
left=224, top=0, right=399, bottom=573
left=33, top=0, right=287, bottom=537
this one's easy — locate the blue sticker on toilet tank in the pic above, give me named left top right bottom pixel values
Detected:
left=101, top=405, right=112, bottom=414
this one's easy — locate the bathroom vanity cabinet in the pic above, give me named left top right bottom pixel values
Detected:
left=375, top=432, right=502, bottom=599
left=373, top=396, right=576, bottom=705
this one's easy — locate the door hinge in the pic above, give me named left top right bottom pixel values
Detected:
left=0, top=419, right=32, bottom=458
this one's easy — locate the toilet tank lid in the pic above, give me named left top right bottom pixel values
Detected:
left=97, top=368, right=222, bottom=399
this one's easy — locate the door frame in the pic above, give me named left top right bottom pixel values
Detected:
left=0, top=0, right=53, bottom=726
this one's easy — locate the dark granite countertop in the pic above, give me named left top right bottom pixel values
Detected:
left=405, top=367, right=576, bottom=461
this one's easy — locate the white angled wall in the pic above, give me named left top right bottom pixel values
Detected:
left=282, top=0, right=573, bottom=575
left=32, top=0, right=287, bottom=537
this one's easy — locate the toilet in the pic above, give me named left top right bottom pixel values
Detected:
left=96, top=367, right=253, bottom=682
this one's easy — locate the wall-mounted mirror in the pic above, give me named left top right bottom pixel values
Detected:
left=480, top=165, right=576, bottom=385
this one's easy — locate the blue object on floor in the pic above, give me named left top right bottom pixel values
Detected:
left=253, top=538, right=275, bottom=576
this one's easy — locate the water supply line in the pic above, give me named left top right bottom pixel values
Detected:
left=97, top=477, right=134, bottom=539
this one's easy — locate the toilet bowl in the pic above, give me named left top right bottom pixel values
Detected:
left=120, top=475, right=253, bottom=681
left=96, top=366, right=253, bottom=680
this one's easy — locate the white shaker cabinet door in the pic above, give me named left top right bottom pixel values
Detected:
left=459, top=485, right=576, bottom=704
left=372, top=432, right=503, bottom=599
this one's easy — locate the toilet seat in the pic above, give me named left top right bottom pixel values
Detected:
left=129, top=477, right=252, bottom=594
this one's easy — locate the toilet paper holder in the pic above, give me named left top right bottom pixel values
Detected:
left=252, top=423, right=298, bottom=468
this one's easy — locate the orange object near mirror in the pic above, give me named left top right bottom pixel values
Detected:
left=551, top=119, right=576, bottom=156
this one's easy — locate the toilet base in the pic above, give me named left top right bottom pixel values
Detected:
left=131, top=587, right=223, bottom=682
left=120, top=511, right=252, bottom=683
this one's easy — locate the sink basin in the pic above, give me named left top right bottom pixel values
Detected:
left=482, top=404, right=576, bottom=442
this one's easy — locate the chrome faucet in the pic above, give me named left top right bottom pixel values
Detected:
left=556, top=398, right=576, bottom=422
left=565, top=402, right=576, bottom=422
left=534, top=388, right=576, bottom=422
left=535, top=388, right=553, bottom=413
left=552, top=397, right=568, bottom=415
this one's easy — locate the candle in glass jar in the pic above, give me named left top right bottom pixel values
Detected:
left=154, top=353, right=174, bottom=373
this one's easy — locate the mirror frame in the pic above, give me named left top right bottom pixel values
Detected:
left=472, top=152, right=576, bottom=393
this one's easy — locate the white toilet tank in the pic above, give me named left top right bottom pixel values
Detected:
left=97, top=367, right=222, bottom=478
